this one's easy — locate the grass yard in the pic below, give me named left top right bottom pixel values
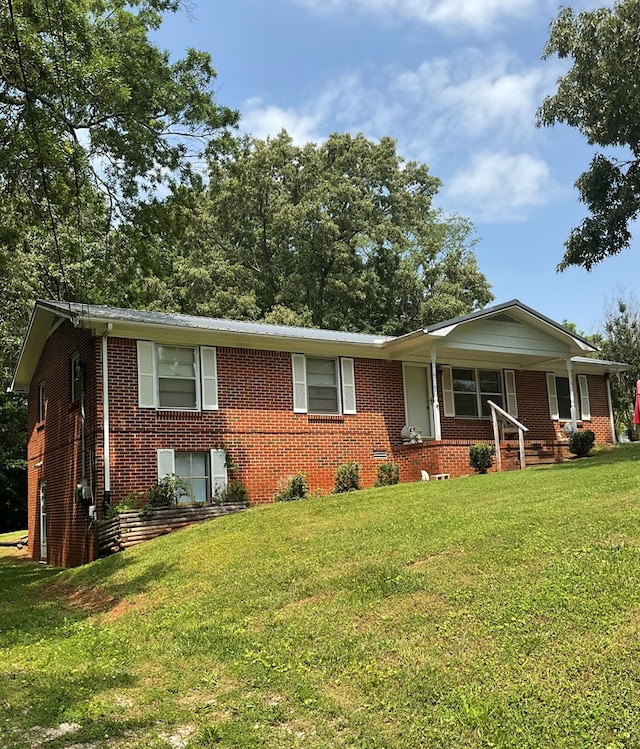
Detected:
left=2, top=445, right=640, bottom=748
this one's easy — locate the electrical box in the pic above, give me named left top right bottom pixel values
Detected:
left=75, top=484, right=93, bottom=505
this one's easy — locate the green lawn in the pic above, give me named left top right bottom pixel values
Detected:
left=2, top=446, right=640, bottom=748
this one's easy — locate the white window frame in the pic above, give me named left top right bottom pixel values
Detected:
left=38, top=382, right=46, bottom=423
left=39, top=479, right=47, bottom=560
left=291, top=354, right=356, bottom=415
left=546, top=373, right=591, bottom=422
left=138, top=342, right=218, bottom=411
left=157, top=344, right=200, bottom=411
left=157, top=448, right=228, bottom=502
left=447, top=367, right=505, bottom=419
left=175, top=452, right=210, bottom=504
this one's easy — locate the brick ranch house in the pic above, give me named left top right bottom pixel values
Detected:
left=11, top=298, right=626, bottom=567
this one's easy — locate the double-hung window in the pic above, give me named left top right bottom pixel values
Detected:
left=157, top=345, right=198, bottom=409
left=449, top=368, right=503, bottom=418
left=38, top=382, right=46, bottom=423
left=442, top=367, right=516, bottom=419
left=157, top=448, right=228, bottom=502
left=292, top=354, right=356, bottom=415
left=175, top=452, right=209, bottom=503
left=137, top=342, right=218, bottom=411
left=546, top=374, right=591, bottom=421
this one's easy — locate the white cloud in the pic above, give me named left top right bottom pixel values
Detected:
left=395, top=49, right=558, bottom=141
left=295, top=0, right=539, bottom=32
left=239, top=49, right=558, bottom=158
left=237, top=50, right=563, bottom=222
left=240, top=98, right=322, bottom=145
left=446, top=151, right=553, bottom=220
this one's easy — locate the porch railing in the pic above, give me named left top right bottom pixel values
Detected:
left=486, top=400, right=529, bottom=471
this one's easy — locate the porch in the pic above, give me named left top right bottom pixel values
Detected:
left=392, top=438, right=569, bottom=482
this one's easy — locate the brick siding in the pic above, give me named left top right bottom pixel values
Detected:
left=27, top=323, right=616, bottom=567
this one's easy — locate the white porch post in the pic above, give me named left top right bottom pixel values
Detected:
left=431, top=348, right=442, bottom=441
left=566, top=358, right=577, bottom=431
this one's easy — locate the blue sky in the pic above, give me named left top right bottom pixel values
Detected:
left=154, top=0, right=633, bottom=336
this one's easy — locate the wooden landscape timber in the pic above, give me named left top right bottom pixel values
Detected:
left=97, top=503, right=248, bottom=555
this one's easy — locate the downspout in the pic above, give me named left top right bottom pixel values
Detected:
left=431, top=348, right=442, bottom=441
left=606, top=373, right=617, bottom=443
left=566, top=358, right=577, bottom=432
left=102, top=325, right=112, bottom=511
left=79, top=362, right=86, bottom=484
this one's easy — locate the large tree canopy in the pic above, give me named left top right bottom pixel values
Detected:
left=0, top=0, right=238, bottom=215
left=141, top=131, right=493, bottom=334
left=537, top=1, right=640, bottom=271
left=0, top=0, right=238, bottom=382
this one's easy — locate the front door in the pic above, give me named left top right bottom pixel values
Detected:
left=39, top=480, right=47, bottom=561
left=403, top=364, right=433, bottom=439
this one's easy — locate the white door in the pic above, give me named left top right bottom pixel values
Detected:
left=39, top=480, right=47, bottom=561
left=403, top=364, right=433, bottom=439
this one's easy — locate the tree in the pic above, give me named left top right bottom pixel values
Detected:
left=537, top=1, right=640, bottom=270
left=599, top=294, right=640, bottom=439
left=0, top=0, right=238, bottom=380
left=156, top=131, right=493, bottom=333
left=0, top=391, right=27, bottom=532
left=0, top=0, right=238, bottom=525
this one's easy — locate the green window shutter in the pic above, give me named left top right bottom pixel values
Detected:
left=157, top=448, right=175, bottom=479
left=578, top=375, right=591, bottom=421
left=137, top=340, right=156, bottom=408
left=340, top=358, right=356, bottom=414
left=505, top=369, right=518, bottom=417
left=292, top=354, right=307, bottom=413
left=546, top=373, right=559, bottom=420
left=200, top=347, right=218, bottom=410
left=441, top=366, right=455, bottom=417
left=210, top=448, right=228, bottom=497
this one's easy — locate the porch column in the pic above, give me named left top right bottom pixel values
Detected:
left=566, top=358, right=577, bottom=431
left=431, top=348, right=442, bottom=441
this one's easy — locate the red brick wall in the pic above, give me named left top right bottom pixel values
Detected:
left=27, top=321, right=100, bottom=567
left=106, top=339, right=407, bottom=504
left=438, top=370, right=613, bottom=443
left=27, top=325, right=617, bottom=567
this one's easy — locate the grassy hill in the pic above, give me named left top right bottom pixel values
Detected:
left=2, top=445, right=640, bottom=748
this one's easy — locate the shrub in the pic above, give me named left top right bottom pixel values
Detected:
left=568, top=429, right=595, bottom=457
left=214, top=480, right=249, bottom=505
left=107, top=491, right=146, bottom=517
left=469, top=443, right=496, bottom=474
left=274, top=473, right=310, bottom=502
left=147, top=474, right=189, bottom=507
left=375, top=461, right=400, bottom=487
left=334, top=462, right=361, bottom=493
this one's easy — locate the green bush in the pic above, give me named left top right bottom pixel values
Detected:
left=375, top=461, right=400, bottom=487
left=147, top=474, right=189, bottom=507
left=214, top=480, right=249, bottom=505
left=334, top=462, right=361, bottom=493
left=469, top=443, right=496, bottom=474
left=107, top=491, right=146, bottom=517
left=568, top=429, right=596, bottom=457
left=274, top=473, right=310, bottom=502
